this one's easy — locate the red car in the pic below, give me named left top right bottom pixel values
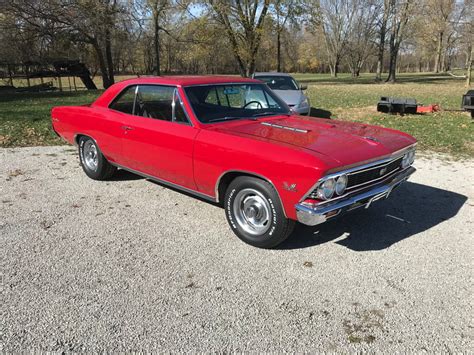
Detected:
left=52, top=76, right=416, bottom=248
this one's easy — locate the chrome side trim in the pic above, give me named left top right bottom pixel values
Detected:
left=214, top=169, right=287, bottom=218
left=111, top=163, right=215, bottom=202
left=295, top=166, right=416, bottom=226
left=299, top=144, right=416, bottom=202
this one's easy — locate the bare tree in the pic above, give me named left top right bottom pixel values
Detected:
left=345, top=0, right=379, bottom=77
left=208, top=0, right=270, bottom=77
left=386, top=0, right=414, bottom=82
left=5, top=0, right=124, bottom=88
left=375, top=0, right=391, bottom=80
left=315, top=0, right=357, bottom=77
left=269, top=0, right=304, bottom=72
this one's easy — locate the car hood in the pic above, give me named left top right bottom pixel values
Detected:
left=216, top=116, right=416, bottom=167
left=272, top=90, right=304, bottom=106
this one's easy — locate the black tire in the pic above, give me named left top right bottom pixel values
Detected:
left=224, top=176, right=295, bottom=248
left=78, top=136, right=116, bottom=180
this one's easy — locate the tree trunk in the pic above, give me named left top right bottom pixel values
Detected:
left=375, top=15, right=388, bottom=80
left=386, top=42, right=398, bottom=83
left=154, top=9, right=161, bottom=76
left=467, top=45, right=473, bottom=87
left=332, top=58, right=339, bottom=78
left=277, top=30, right=281, bottom=72
left=434, top=31, right=443, bottom=73
left=92, top=38, right=111, bottom=89
left=105, top=28, right=115, bottom=86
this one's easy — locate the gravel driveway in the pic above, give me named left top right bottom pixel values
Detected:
left=1, top=146, right=473, bottom=352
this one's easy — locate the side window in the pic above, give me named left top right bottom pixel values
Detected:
left=136, top=85, right=190, bottom=124
left=136, top=85, right=174, bottom=121
left=109, top=85, right=137, bottom=114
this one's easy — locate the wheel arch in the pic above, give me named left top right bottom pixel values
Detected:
left=215, top=170, right=287, bottom=217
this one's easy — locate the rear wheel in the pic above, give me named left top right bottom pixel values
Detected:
left=78, top=136, right=116, bottom=180
left=224, top=176, right=294, bottom=248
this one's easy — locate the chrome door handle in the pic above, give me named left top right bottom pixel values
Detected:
left=122, top=126, right=133, bottom=131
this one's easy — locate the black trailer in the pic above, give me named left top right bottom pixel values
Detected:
left=462, top=90, right=474, bottom=118
left=377, top=97, right=418, bottom=115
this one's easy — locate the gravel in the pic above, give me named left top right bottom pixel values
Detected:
left=1, top=146, right=473, bottom=352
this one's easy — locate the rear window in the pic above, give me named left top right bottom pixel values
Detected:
left=109, top=85, right=137, bottom=114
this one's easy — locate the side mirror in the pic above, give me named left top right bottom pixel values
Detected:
left=300, top=84, right=307, bottom=90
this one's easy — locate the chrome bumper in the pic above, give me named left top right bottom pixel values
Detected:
left=295, top=166, right=416, bottom=226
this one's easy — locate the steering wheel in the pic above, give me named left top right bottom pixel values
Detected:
left=243, top=101, right=263, bottom=109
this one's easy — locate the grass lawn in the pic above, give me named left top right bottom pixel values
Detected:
left=0, top=73, right=473, bottom=157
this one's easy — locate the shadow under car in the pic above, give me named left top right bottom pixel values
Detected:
left=278, top=181, right=467, bottom=251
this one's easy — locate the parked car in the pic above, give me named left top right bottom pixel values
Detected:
left=252, top=72, right=310, bottom=115
left=52, top=76, right=416, bottom=248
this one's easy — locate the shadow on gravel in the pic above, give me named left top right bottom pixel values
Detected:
left=278, top=182, right=467, bottom=251
left=108, top=169, right=144, bottom=181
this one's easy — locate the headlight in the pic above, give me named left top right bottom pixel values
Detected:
left=298, top=97, right=309, bottom=107
left=401, top=150, right=415, bottom=168
left=335, top=175, right=348, bottom=195
left=316, top=178, right=335, bottom=200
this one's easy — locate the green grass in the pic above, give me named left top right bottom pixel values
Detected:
left=0, top=91, right=102, bottom=147
left=0, top=73, right=473, bottom=157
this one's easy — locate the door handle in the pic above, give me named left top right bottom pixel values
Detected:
left=121, top=126, right=134, bottom=131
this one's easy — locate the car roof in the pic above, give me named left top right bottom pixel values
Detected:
left=116, top=75, right=260, bottom=86
left=93, top=75, right=262, bottom=108
left=253, top=72, right=292, bottom=77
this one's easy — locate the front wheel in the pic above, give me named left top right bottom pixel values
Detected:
left=224, top=176, right=295, bottom=248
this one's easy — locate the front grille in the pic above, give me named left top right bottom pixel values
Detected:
left=307, top=156, right=404, bottom=200
left=347, top=157, right=402, bottom=189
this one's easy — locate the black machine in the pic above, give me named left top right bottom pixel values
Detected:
left=377, top=97, right=418, bottom=115
left=462, top=90, right=474, bottom=118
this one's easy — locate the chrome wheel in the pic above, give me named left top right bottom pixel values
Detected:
left=232, top=188, right=272, bottom=236
left=82, top=140, right=98, bottom=171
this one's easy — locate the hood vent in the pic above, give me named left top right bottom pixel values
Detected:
left=261, top=122, right=308, bottom=133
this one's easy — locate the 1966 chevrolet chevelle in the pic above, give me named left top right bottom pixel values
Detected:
left=52, top=76, right=416, bottom=248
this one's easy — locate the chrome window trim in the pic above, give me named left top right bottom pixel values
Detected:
left=135, top=84, right=193, bottom=126
left=107, top=84, right=138, bottom=115
left=299, top=143, right=417, bottom=203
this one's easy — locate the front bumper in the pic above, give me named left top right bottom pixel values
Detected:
left=295, top=166, right=416, bottom=226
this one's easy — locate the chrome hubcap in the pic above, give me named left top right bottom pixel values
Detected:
left=233, top=188, right=272, bottom=236
left=83, top=141, right=98, bottom=171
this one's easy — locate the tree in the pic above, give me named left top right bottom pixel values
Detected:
left=148, top=0, right=169, bottom=75
left=5, top=0, right=123, bottom=88
left=314, top=0, right=357, bottom=77
left=269, top=0, right=304, bottom=72
left=208, top=0, right=270, bottom=77
left=345, top=0, right=379, bottom=77
left=375, top=0, right=391, bottom=80
left=386, top=0, right=414, bottom=83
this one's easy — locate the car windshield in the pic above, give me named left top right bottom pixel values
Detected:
left=184, top=83, right=290, bottom=123
left=254, top=76, right=299, bottom=90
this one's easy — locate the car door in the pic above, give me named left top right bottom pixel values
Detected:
left=121, top=84, right=198, bottom=190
